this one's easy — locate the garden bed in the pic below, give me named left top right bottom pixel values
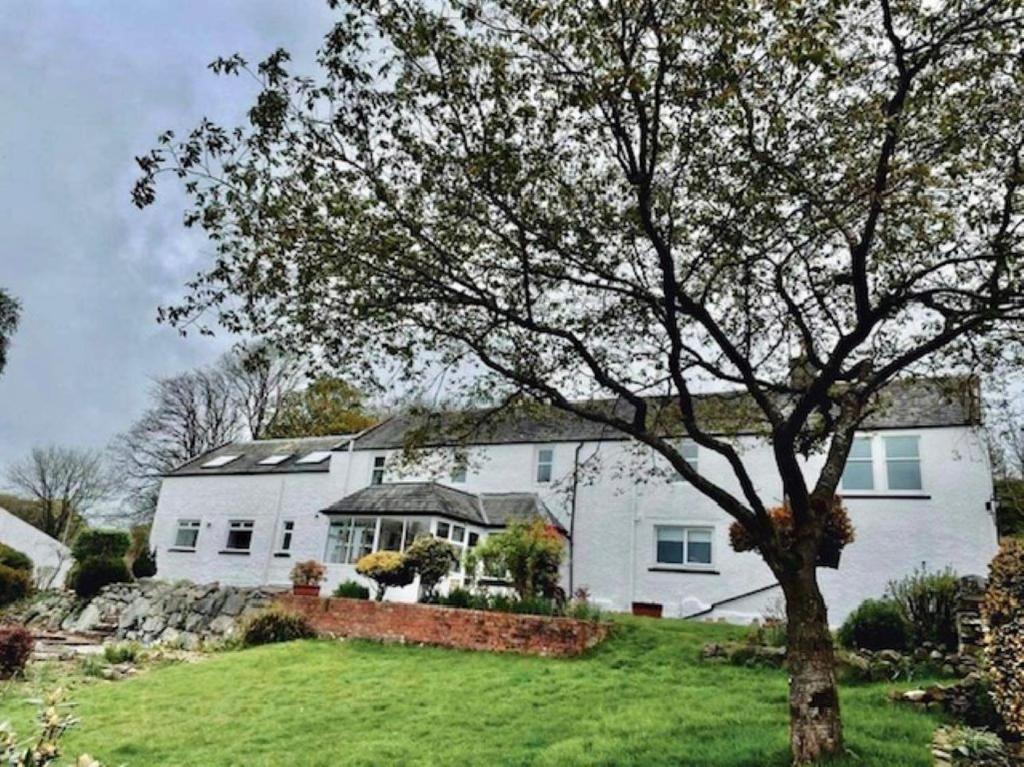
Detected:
left=276, top=594, right=611, bottom=656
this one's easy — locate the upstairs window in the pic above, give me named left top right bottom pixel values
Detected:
left=885, top=436, right=922, bottom=491
left=672, top=439, right=699, bottom=481
left=173, top=519, right=200, bottom=550
left=450, top=457, right=468, bottom=484
left=841, top=438, right=874, bottom=491
left=656, top=526, right=713, bottom=567
left=370, top=455, right=386, bottom=485
left=536, top=448, right=554, bottom=483
left=225, top=520, right=254, bottom=552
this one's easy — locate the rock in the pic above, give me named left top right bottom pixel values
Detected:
left=878, top=649, right=902, bottom=664
left=903, top=689, right=928, bottom=702
left=930, top=649, right=945, bottom=662
left=701, top=643, right=727, bottom=659
left=71, top=603, right=101, bottom=633
left=220, top=590, right=248, bottom=617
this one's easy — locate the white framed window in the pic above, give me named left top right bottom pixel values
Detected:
left=370, top=455, right=386, bottom=485
left=884, top=435, right=922, bottom=491
left=671, top=439, right=699, bottom=481
left=841, top=437, right=874, bottom=491
left=435, top=521, right=451, bottom=539
left=655, top=526, right=713, bottom=567
left=258, top=454, right=291, bottom=466
left=296, top=450, right=331, bottom=465
left=277, top=520, right=295, bottom=553
left=326, top=516, right=376, bottom=564
left=201, top=454, right=240, bottom=469
left=225, top=520, right=254, bottom=552
left=536, top=447, right=554, bottom=483
left=450, top=457, right=468, bottom=483
left=173, top=519, right=200, bottom=550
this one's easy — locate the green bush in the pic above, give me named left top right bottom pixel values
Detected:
left=72, top=529, right=130, bottom=562
left=441, top=587, right=473, bottom=609
left=464, top=520, right=564, bottom=601
left=886, top=565, right=959, bottom=650
left=103, top=642, right=141, bottom=664
left=0, top=564, right=31, bottom=606
left=68, top=557, right=131, bottom=599
left=404, top=535, right=458, bottom=598
left=131, top=547, right=157, bottom=579
left=0, top=543, right=33, bottom=574
left=0, top=624, right=34, bottom=678
left=241, top=608, right=316, bottom=647
left=837, top=599, right=910, bottom=651
left=333, top=580, right=370, bottom=600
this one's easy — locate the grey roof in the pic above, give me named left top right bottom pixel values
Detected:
left=168, top=435, right=353, bottom=477
left=320, top=481, right=564, bottom=530
left=352, top=376, right=981, bottom=450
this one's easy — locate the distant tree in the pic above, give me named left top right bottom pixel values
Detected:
left=111, top=365, right=239, bottom=521
left=263, top=377, right=376, bottom=438
left=221, top=342, right=305, bottom=439
left=0, top=288, right=20, bottom=377
left=4, top=446, right=114, bottom=542
left=135, top=1, right=1024, bottom=759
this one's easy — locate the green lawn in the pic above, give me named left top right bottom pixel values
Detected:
left=0, top=618, right=942, bottom=766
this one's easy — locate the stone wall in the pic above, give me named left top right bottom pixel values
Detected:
left=276, top=594, right=611, bottom=657
left=11, top=581, right=281, bottom=647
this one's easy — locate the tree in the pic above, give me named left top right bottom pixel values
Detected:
left=263, top=377, right=376, bottom=439
left=4, top=446, right=114, bottom=542
left=221, top=342, right=305, bottom=439
left=404, top=535, right=458, bottom=599
left=355, top=551, right=415, bottom=601
left=465, top=521, right=564, bottom=601
left=0, top=288, right=20, bottom=377
left=134, top=1, right=1024, bottom=760
left=111, top=363, right=240, bottom=520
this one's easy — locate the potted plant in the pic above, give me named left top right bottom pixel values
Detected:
left=290, top=560, right=326, bottom=597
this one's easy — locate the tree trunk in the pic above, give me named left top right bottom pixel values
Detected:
left=781, top=565, right=843, bottom=764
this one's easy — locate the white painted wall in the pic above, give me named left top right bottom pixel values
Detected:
left=0, top=506, right=72, bottom=588
left=150, top=424, right=998, bottom=624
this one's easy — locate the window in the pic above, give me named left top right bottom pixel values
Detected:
left=536, top=448, right=554, bottom=483
left=672, top=439, right=699, bottom=481
left=173, top=519, right=200, bottom=550
left=326, top=517, right=376, bottom=564
left=258, top=454, right=291, bottom=466
left=201, top=454, right=240, bottom=469
left=450, top=458, right=468, bottom=483
left=885, top=435, right=922, bottom=491
left=277, top=520, right=294, bottom=553
left=225, top=520, right=254, bottom=552
left=451, top=525, right=466, bottom=544
left=655, top=526, right=713, bottom=567
left=436, top=521, right=451, bottom=539
left=841, top=438, right=874, bottom=491
left=379, top=518, right=405, bottom=551
left=370, top=455, right=386, bottom=485
left=468, top=532, right=479, bottom=548
left=296, top=450, right=332, bottom=465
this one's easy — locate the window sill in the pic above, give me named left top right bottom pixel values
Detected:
left=218, top=549, right=251, bottom=556
left=648, top=566, right=720, bottom=575
left=841, top=493, right=931, bottom=500
left=167, top=547, right=196, bottom=553
left=273, top=552, right=291, bottom=558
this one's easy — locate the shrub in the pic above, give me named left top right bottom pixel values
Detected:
left=464, top=520, right=564, bottom=600
left=0, top=543, right=33, bottom=574
left=241, top=608, right=316, bottom=647
left=131, top=547, right=157, bottom=579
left=0, top=624, right=34, bottom=678
left=935, top=725, right=1006, bottom=764
left=404, top=535, right=458, bottom=598
left=68, top=558, right=131, bottom=600
left=290, top=560, right=326, bottom=587
left=333, top=580, right=370, bottom=600
left=984, top=539, right=1024, bottom=629
left=886, top=565, right=959, bottom=650
left=0, top=564, right=32, bottom=607
left=72, top=530, right=130, bottom=562
left=355, top=550, right=414, bottom=601
left=440, top=586, right=473, bottom=609
left=103, top=642, right=140, bottom=664
left=837, top=599, right=910, bottom=651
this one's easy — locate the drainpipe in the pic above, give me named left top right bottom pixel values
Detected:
left=568, top=441, right=584, bottom=594
left=262, top=474, right=288, bottom=585
left=629, top=481, right=639, bottom=609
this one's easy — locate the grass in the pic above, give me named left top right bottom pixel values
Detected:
left=0, top=617, right=944, bottom=766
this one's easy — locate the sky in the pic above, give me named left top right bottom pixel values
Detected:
left=0, top=1, right=338, bottom=470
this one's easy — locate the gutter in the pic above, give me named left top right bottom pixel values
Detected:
left=682, top=583, right=781, bottom=620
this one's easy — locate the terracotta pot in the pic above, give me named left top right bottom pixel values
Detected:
left=292, top=584, right=321, bottom=597
left=632, top=601, right=663, bottom=619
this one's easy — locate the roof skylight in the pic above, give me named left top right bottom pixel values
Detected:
left=296, top=450, right=332, bottom=465
left=200, top=454, right=241, bottom=469
left=258, top=454, right=292, bottom=466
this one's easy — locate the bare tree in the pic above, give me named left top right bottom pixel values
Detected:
left=4, top=445, right=114, bottom=543
left=221, top=342, right=305, bottom=439
left=0, top=287, right=20, bottom=377
left=111, top=365, right=240, bottom=520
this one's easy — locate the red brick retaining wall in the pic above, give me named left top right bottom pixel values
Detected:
left=276, top=594, right=611, bottom=657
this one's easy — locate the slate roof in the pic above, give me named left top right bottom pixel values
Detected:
left=168, top=434, right=353, bottom=477
left=320, top=482, right=564, bottom=530
left=352, top=376, right=981, bottom=450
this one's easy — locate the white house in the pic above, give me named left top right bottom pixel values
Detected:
left=149, top=376, right=998, bottom=624
left=0, top=506, right=72, bottom=589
